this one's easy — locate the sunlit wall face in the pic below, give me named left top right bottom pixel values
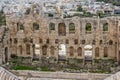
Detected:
left=58, top=44, right=66, bottom=60
left=84, top=45, right=93, bottom=61
left=84, top=45, right=92, bottom=56
left=34, top=44, right=40, bottom=59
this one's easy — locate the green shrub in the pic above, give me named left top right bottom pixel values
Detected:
left=13, top=65, right=35, bottom=70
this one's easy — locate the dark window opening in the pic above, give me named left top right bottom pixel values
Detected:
left=104, top=47, right=108, bottom=57
left=39, top=38, right=43, bottom=43
left=49, top=23, right=55, bottom=30
left=103, top=23, right=108, bottom=31
left=86, top=23, right=92, bottom=31
left=26, top=44, right=30, bottom=55
left=14, top=38, right=18, bottom=44
left=69, top=46, right=74, bottom=56
left=81, top=40, right=85, bottom=44
left=66, top=39, right=69, bottom=44
left=33, top=23, right=39, bottom=30
left=100, top=40, right=102, bottom=44
left=109, top=40, right=113, bottom=45
left=92, top=40, right=96, bottom=45
left=74, top=39, right=78, bottom=44
left=55, top=39, right=59, bottom=44
left=46, top=39, right=49, bottom=44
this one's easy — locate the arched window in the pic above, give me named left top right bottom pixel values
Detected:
left=42, top=45, right=47, bottom=55
left=17, top=23, right=24, bottom=31
left=69, top=46, right=74, bottom=56
left=50, top=46, right=55, bottom=56
left=58, top=23, right=66, bottom=36
left=86, top=23, right=92, bottom=31
left=104, top=47, right=108, bottom=57
left=77, top=47, right=82, bottom=56
left=69, top=23, right=75, bottom=33
left=109, top=40, right=113, bottom=45
left=26, top=44, right=30, bottom=55
left=103, top=23, right=108, bottom=31
left=49, top=23, right=55, bottom=30
left=33, top=23, right=39, bottom=30
left=95, top=47, right=99, bottom=57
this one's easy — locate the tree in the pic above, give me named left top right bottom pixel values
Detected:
left=77, top=6, right=83, bottom=12
left=0, top=10, right=6, bottom=26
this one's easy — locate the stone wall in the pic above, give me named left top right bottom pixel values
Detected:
left=6, top=14, right=120, bottom=62
left=4, top=5, right=120, bottom=63
left=0, top=26, right=10, bottom=64
left=12, top=70, right=111, bottom=80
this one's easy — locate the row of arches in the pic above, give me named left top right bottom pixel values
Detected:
left=16, top=22, right=108, bottom=34
left=20, top=44, right=108, bottom=58
left=17, top=22, right=39, bottom=31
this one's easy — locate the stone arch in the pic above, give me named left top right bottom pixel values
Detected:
left=33, top=22, right=39, bottom=30
left=69, top=46, right=74, bottom=56
left=104, top=47, right=108, bottom=57
left=77, top=47, right=82, bottom=56
left=58, top=23, right=66, bottom=36
left=69, top=23, right=75, bottom=33
left=19, top=45, right=22, bottom=54
left=26, top=44, right=30, bottom=55
left=85, top=23, right=92, bottom=31
left=103, top=23, right=108, bottom=31
left=50, top=46, right=55, bottom=56
left=49, top=23, right=55, bottom=30
left=42, top=45, right=47, bottom=55
left=95, top=47, right=99, bottom=57
left=4, top=47, right=8, bottom=63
